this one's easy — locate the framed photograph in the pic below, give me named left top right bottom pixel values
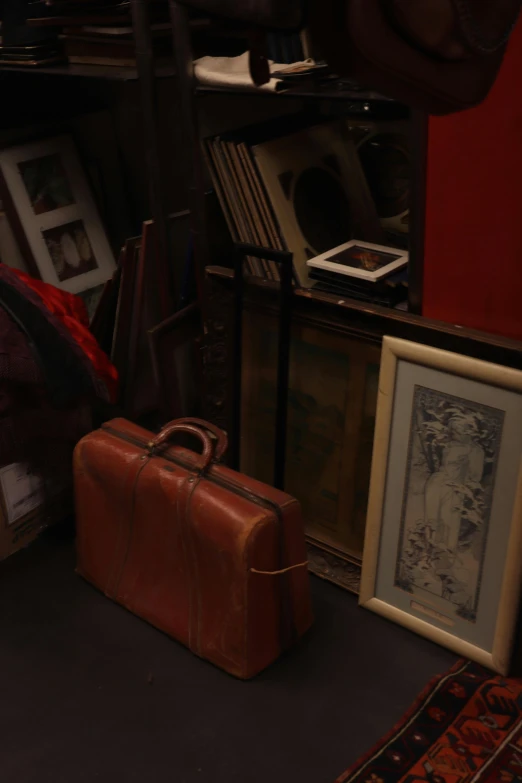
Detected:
left=307, top=240, right=408, bottom=283
left=0, top=135, right=116, bottom=294
left=360, top=336, right=522, bottom=674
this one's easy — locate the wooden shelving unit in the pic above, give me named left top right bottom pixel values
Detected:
left=0, top=62, right=176, bottom=80
left=196, top=82, right=396, bottom=104
left=3, top=4, right=520, bottom=594
left=164, top=6, right=522, bottom=593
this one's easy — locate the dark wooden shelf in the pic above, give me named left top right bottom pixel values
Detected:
left=207, top=264, right=414, bottom=323
left=0, top=62, right=175, bottom=81
left=0, top=62, right=393, bottom=106
left=205, top=264, right=522, bottom=368
left=196, top=81, right=395, bottom=103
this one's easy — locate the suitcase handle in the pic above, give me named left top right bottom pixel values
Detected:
left=149, top=422, right=216, bottom=469
left=171, top=418, right=228, bottom=460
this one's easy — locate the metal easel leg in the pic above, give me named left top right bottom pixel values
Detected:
left=169, top=1, right=209, bottom=307
left=130, top=0, right=175, bottom=316
left=233, top=244, right=293, bottom=490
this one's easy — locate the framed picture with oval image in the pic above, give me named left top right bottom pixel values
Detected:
left=360, top=336, right=522, bottom=674
left=0, top=135, right=115, bottom=294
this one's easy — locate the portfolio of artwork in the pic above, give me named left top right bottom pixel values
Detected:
left=204, top=116, right=409, bottom=295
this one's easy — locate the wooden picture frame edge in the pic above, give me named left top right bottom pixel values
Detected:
left=307, top=538, right=363, bottom=595
left=359, top=335, right=522, bottom=674
left=148, top=300, right=201, bottom=420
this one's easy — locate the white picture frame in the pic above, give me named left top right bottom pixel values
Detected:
left=0, top=135, right=116, bottom=294
left=360, top=336, right=522, bottom=675
left=307, top=239, right=408, bottom=282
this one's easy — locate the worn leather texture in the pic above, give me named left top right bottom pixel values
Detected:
left=180, top=0, right=303, bottom=28
left=382, top=0, right=521, bottom=59
left=74, top=417, right=313, bottom=679
left=310, top=0, right=522, bottom=114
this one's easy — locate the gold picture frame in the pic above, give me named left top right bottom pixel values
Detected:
left=241, top=305, right=381, bottom=589
left=360, top=336, right=522, bottom=674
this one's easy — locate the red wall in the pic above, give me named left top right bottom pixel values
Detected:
left=422, top=20, right=522, bottom=341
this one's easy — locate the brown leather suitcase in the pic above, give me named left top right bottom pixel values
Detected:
left=74, top=417, right=313, bottom=678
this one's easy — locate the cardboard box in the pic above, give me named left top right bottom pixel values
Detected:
left=0, top=462, right=72, bottom=560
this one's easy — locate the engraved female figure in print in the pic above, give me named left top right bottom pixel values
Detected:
left=396, top=388, right=504, bottom=618
left=424, top=417, right=485, bottom=552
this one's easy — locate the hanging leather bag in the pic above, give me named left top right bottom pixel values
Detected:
left=308, top=0, right=522, bottom=114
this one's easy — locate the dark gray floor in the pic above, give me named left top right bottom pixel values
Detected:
left=0, top=528, right=457, bottom=783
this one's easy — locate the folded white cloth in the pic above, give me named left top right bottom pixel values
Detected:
left=193, top=52, right=313, bottom=92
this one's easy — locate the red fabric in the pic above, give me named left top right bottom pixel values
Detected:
left=336, top=659, right=522, bottom=783
left=422, top=19, right=522, bottom=340
left=8, top=269, right=118, bottom=402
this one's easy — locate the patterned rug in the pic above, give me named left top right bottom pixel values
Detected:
left=337, top=659, right=522, bottom=783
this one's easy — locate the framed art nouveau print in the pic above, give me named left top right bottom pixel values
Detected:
left=360, top=336, right=522, bottom=674
left=0, top=135, right=116, bottom=294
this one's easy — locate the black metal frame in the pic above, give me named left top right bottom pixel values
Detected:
left=169, top=1, right=210, bottom=307
left=232, top=243, right=293, bottom=490
left=130, top=0, right=175, bottom=317
left=407, top=110, right=428, bottom=314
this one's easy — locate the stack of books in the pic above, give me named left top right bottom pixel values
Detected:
left=0, top=0, right=63, bottom=66
left=23, top=0, right=171, bottom=67
left=307, top=239, right=409, bottom=307
left=25, top=0, right=164, bottom=27
left=0, top=36, right=63, bottom=66
left=60, top=21, right=171, bottom=67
